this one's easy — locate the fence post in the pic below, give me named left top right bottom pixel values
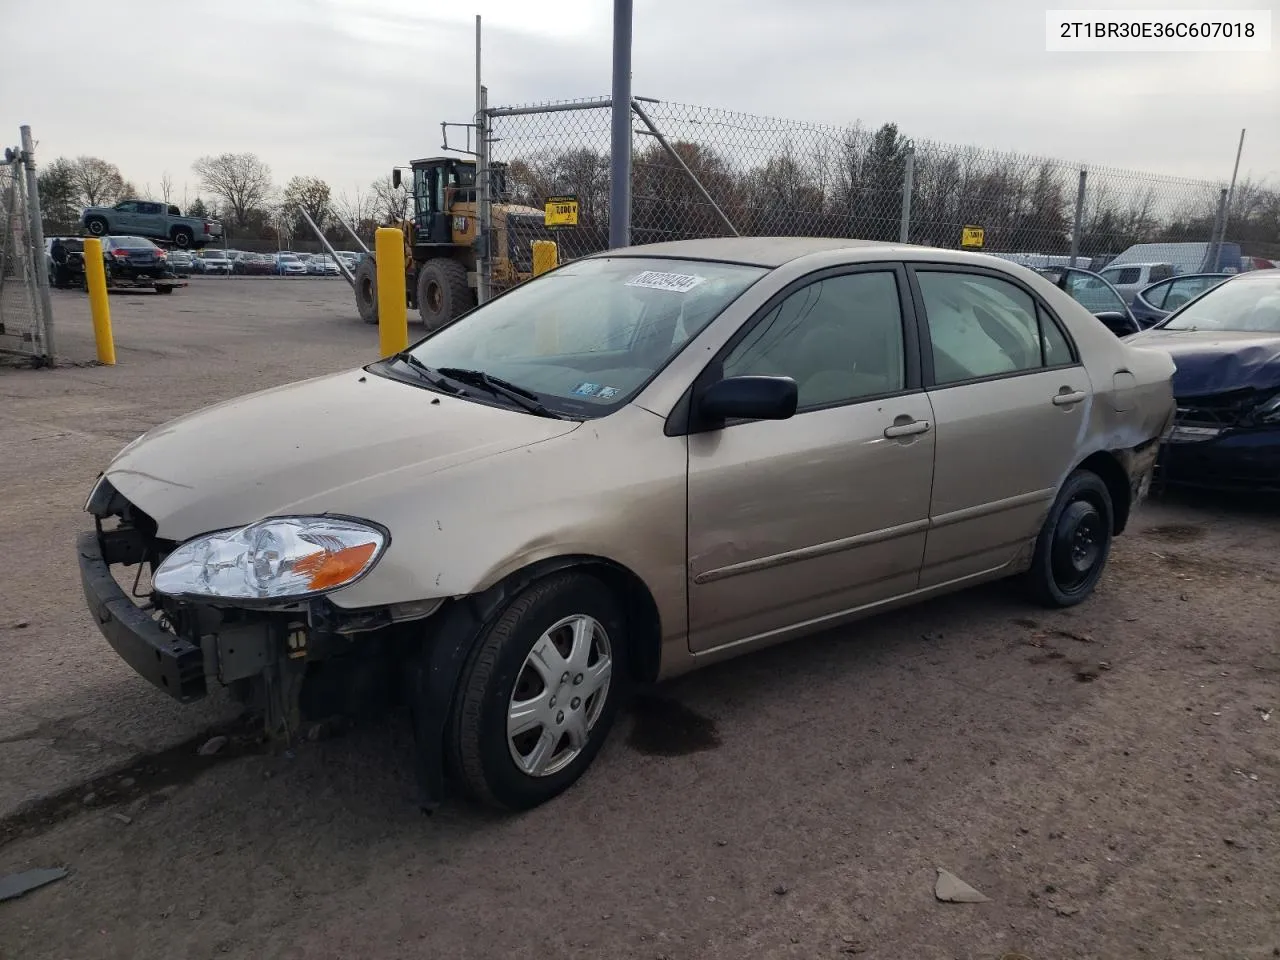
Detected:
left=898, top=146, right=915, bottom=244
left=477, top=86, right=492, bottom=305
left=82, top=238, right=115, bottom=365
left=375, top=227, right=408, bottom=357
left=609, top=0, right=633, bottom=248
left=19, top=126, right=54, bottom=364
left=1069, top=168, right=1087, bottom=268
left=1206, top=187, right=1228, bottom=271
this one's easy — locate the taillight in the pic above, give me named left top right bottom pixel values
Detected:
left=203, top=223, right=211, bottom=234
left=111, top=249, right=129, bottom=258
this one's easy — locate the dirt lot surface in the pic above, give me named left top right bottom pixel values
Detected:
left=1, top=279, right=1278, bottom=960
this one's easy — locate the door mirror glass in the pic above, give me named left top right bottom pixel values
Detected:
left=699, top=376, right=798, bottom=423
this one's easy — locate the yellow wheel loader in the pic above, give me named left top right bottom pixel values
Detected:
left=352, top=157, right=549, bottom=330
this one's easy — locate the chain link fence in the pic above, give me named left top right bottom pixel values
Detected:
left=1, top=127, right=54, bottom=366
left=486, top=97, right=1228, bottom=284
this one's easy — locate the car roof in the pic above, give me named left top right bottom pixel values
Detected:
left=592, top=237, right=941, bottom=268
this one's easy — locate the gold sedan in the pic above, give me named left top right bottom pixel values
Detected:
left=79, top=238, right=1176, bottom=810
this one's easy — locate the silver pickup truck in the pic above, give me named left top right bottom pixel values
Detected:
left=81, top=200, right=223, bottom=249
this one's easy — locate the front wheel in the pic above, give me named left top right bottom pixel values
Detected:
left=353, top=256, right=378, bottom=324
left=450, top=573, right=625, bottom=811
left=84, top=216, right=107, bottom=236
left=1024, top=469, right=1114, bottom=608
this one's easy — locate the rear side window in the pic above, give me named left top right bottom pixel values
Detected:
left=1143, top=280, right=1171, bottom=309
left=1148, top=265, right=1175, bottom=282
left=917, top=271, right=1073, bottom=385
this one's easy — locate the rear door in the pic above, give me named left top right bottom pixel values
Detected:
left=685, top=265, right=936, bottom=653
left=908, top=265, right=1089, bottom=589
left=133, top=202, right=166, bottom=237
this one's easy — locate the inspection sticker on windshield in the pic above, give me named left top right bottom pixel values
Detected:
left=571, top=382, right=601, bottom=396
left=625, top=271, right=706, bottom=294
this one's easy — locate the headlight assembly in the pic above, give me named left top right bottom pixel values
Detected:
left=152, top=517, right=387, bottom=601
left=1252, top=392, right=1280, bottom=424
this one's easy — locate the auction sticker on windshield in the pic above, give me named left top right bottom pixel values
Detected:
left=625, top=271, right=706, bottom=294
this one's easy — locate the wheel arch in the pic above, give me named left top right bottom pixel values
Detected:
left=483, top=554, right=663, bottom=685
left=1074, top=449, right=1133, bottom=534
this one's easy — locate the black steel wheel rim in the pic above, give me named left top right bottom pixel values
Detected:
left=1051, top=499, right=1104, bottom=593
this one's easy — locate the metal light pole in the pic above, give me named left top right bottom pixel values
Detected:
left=609, top=0, right=633, bottom=249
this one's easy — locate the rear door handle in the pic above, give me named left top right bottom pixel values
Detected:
left=883, top=420, right=931, bottom=438
left=1052, top=390, right=1088, bottom=406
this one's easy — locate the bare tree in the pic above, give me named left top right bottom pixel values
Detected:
left=282, top=175, right=332, bottom=229
left=160, top=172, right=174, bottom=205
left=192, top=152, right=273, bottom=227
left=333, top=187, right=376, bottom=239
left=69, top=156, right=126, bottom=207
left=370, top=174, right=410, bottom=225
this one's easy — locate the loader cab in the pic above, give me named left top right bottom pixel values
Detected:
left=399, top=158, right=511, bottom=245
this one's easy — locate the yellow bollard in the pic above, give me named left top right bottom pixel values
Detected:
left=375, top=227, right=408, bottom=357
left=531, top=241, right=560, bottom=355
left=82, top=238, right=116, bottom=365
left=531, top=240, right=558, bottom=277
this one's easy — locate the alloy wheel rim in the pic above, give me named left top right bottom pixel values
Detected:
left=507, top=614, right=613, bottom=778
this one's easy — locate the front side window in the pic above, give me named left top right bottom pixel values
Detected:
left=402, top=257, right=765, bottom=417
left=917, top=271, right=1070, bottom=385
left=1062, top=270, right=1128, bottom=315
left=1102, top=267, right=1141, bottom=286
left=722, top=271, right=906, bottom=410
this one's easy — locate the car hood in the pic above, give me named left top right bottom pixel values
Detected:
left=1124, top=329, right=1280, bottom=397
left=103, top=368, right=579, bottom=541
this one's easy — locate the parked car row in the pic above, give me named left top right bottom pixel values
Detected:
left=166, top=250, right=353, bottom=277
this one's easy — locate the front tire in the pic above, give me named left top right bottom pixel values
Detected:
left=450, top=573, right=626, bottom=811
left=416, top=258, right=474, bottom=331
left=1025, top=469, right=1113, bottom=608
left=84, top=216, right=107, bottom=237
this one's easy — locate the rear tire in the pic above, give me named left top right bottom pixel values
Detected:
left=155, top=286, right=174, bottom=295
left=353, top=256, right=378, bottom=325
left=171, top=228, right=193, bottom=249
left=416, top=258, right=474, bottom=331
left=1024, top=469, right=1113, bottom=608
left=450, top=573, right=626, bottom=811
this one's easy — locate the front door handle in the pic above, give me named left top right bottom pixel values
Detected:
left=1052, top=390, right=1088, bottom=406
left=884, top=419, right=931, bottom=439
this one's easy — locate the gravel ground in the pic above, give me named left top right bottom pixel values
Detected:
left=1, top=278, right=1277, bottom=960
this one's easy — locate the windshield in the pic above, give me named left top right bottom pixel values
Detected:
left=1161, top=275, right=1280, bottom=333
left=401, top=256, right=765, bottom=417
left=115, top=237, right=157, bottom=250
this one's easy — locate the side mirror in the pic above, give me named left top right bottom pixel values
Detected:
left=392, top=168, right=402, bottom=189
left=698, top=375, right=798, bottom=423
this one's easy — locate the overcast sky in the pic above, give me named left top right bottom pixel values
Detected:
left=3, top=0, right=1276, bottom=207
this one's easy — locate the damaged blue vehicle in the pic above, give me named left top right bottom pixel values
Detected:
left=1125, top=270, right=1280, bottom=491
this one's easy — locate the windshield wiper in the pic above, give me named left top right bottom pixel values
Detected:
left=391, top=351, right=464, bottom=394
left=435, top=367, right=563, bottom=418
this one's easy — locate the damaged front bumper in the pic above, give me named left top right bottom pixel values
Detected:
left=77, top=530, right=208, bottom=702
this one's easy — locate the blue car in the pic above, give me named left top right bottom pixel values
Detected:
left=1130, top=273, right=1232, bottom=327
left=1124, top=270, right=1280, bottom=491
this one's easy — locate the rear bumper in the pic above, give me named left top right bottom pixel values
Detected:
left=76, top=531, right=206, bottom=702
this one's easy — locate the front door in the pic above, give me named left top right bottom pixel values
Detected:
left=686, top=266, right=936, bottom=654
left=909, top=266, right=1091, bottom=588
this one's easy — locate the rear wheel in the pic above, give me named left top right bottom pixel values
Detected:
left=353, top=256, right=378, bottom=325
left=450, top=573, right=625, bottom=811
left=1025, top=469, right=1114, bottom=607
left=416, top=258, right=474, bottom=331
left=171, top=227, right=193, bottom=249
